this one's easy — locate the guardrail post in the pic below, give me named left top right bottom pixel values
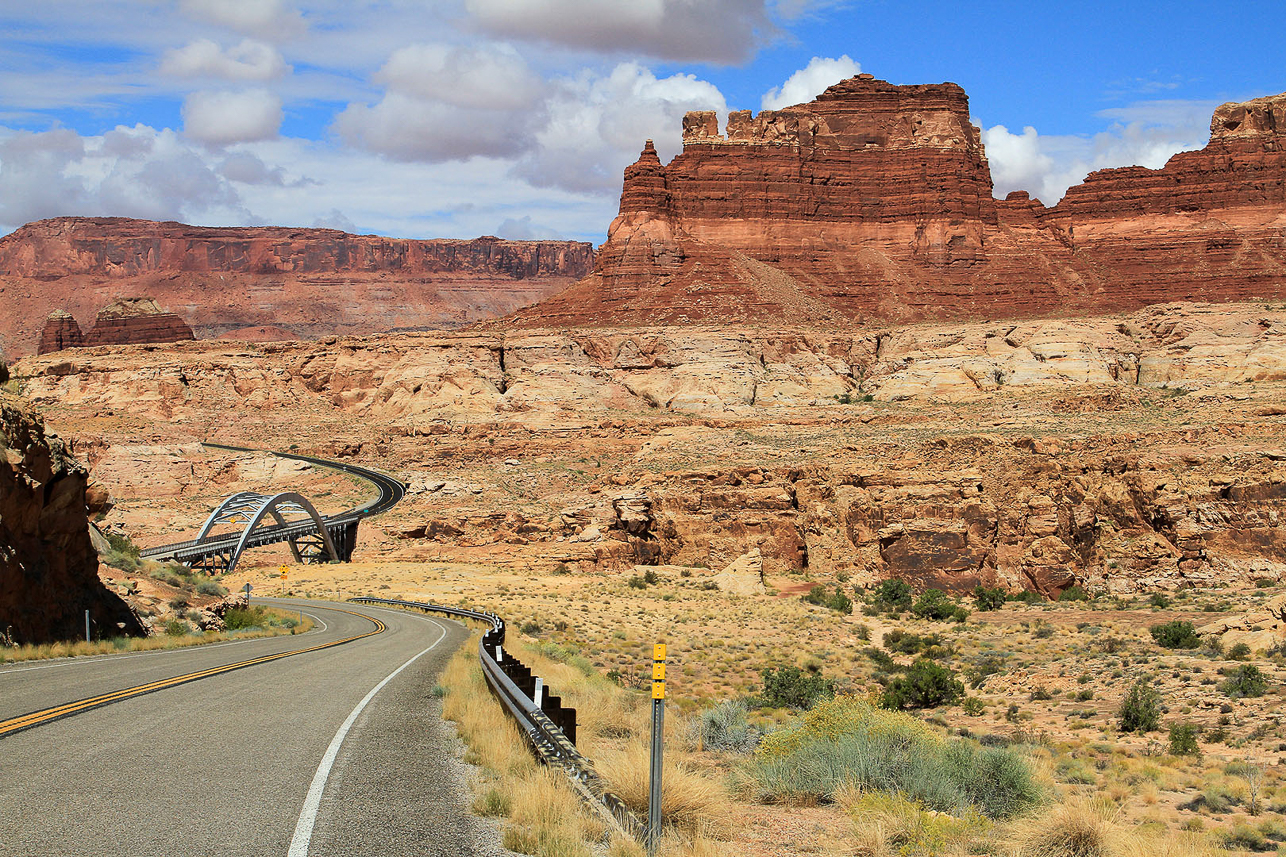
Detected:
left=647, top=643, right=666, bottom=856
left=534, top=677, right=543, bottom=708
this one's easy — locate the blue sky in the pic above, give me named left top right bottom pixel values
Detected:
left=0, top=0, right=1281, bottom=242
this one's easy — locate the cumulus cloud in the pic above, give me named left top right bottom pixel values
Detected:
left=160, top=39, right=290, bottom=81
left=513, top=62, right=728, bottom=194
left=219, top=151, right=303, bottom=186
left=761, top=54, right=860, bottom=110
left=496, top=215, right=564, bottom=240
left=312, top=209, right=357, bottom=232
left=179, top=0, right=306, bottom=39
left=182, top=89, right=284, bottom=146
left=982, top=98, right=1215, bottom=204
left=375, top=43, right=543, bottom=110
left=334, top=42, right=544, bottom=163
left=0, top=124, right=244, bottom=231
left=464, top=0, right=775, bottom=64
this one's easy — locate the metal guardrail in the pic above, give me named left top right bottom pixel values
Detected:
left=350, top=596, right=645, bottom=842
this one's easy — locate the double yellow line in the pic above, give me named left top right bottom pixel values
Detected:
left=0, top=611, right=385, bottom=739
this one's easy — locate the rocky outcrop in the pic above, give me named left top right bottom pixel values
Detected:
left=37, top=310, right=84, bottom=354
left=514, top=79, right=1286, bottom=328
left=0, top=218, right=595, bottom=356
left=81, top=298, right=195, bottom=349
left=0, top=393, right=142, bottom=644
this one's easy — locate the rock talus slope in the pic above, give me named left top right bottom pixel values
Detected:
left=0, top=218, right=595, bottom=356
left=514, top=79, right=1286, bottom=327
left=0, top=392, right=142, bottom=644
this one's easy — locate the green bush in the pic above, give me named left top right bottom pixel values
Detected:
left=1118, top=679, right=1162, bottom=733
left=880, top=659, right=965, bottom=710
left=699, top=700, right=758, bottom=753
left=911, top=588, right=959, bottom=621
left=1221, top=664, right=1268, bottom=699
left=871, top=579, right=913, bottom=611
left=973, top=585, right=1007, bottom=611
left=1058, top=585, right=1089, bottom=602
left=196, top=580, right=228, bottom=597
left=801, top=585, right=853, bottom=614
left=223, top=606, right=268, bottom=630
left=164, top=618, right=188, bottom=636
left=1008, top=590, right=1045, bottom=604
left=745, top=697, right=1042, bottom=818
left=964, top=653, right=1009, bottom=689
left=1168, top=722, right=1201, bottom=756
left=1149, top=592, right=1171, bottom=608
left=759, top=665, right=835, bottom=710
left=882, top=629, right=943, bottom=656
left=1150, top=620, right=1202, bottom=649
left=1228, top=642, right=1252, bottom=661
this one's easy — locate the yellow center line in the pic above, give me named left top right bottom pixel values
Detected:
left=0, top=610, right=386, bottom=739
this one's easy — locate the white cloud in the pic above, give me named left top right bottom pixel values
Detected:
left=334, top=42, right=545, bottom=163
left=982, top=99, right=1214, bottom=204
left=182, top=89, right=284, bottom=146
left=160, top=39, right=290, bottom=81
left=375, top=43, right=543, bottom=110
left=179, top=0, right=307, bottom=39
left=513, top=62, right=728, bottom=194
left=496, top=215, right=565, bottom=240
left=312, top=209, right=357, bottom=232
left=464, top=0, right=775, bottom=64
left=0, top=124, right=245, bottom=231
left=761, top=54, right=860, bottom=110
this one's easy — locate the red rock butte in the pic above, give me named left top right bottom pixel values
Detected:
left=511, top=76, right=1286, bottom=327
left=0, top=219, right=595, bottom=356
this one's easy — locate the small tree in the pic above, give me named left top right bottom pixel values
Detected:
left=760, top=665, right=835, bottom=710
left=1221, top=664, right=1268, bottom=699
left=974, top=585, right=1007, bottom=611
left=912, top=588, right=959, bottom=621
left=1150, top=620, right=1202, bottom=649
left=880, top=659, right=965, bottom=710
left=1118, top=679, right=1162, bottom=733
left=1168, top=722, right=1201, bottom=756
left=872, top=578, right=912, bottom=611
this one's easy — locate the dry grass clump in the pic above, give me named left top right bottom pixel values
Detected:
left=502, top=769, right=604, bottom=857
left=840, top=787, right=994, bottom=857
left=1006, top=798, right=1221, bottom=857
left=440, top=633, right=539, bottom=779
left=596, top=743, right=732, bottom=838
left=0, top=608, right=313, bottom=663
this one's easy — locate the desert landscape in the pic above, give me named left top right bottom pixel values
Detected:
left=4, top=72, right=1286, bottom=857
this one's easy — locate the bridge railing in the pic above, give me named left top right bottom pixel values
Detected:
left=349, top=596, right=644, bottom=842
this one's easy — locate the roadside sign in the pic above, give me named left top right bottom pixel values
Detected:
left=279, top=564, right=288, bottom=579
left=243, top=583, right=252, bottom=604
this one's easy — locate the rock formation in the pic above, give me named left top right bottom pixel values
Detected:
left=514, top=79, right=1286, bottom=327
left=37, top=310, right=84, bottom=354
left=0, top=218, right=595, bottom=356
left=81, top=298, right=196, bottom=349
left=0, top=392, right=142, bottom=644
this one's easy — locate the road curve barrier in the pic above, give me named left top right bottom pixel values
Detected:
left=349, top=597, right=645, bottom=841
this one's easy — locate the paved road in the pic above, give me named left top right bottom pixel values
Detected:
left=0, top=600, right=512, bottom=857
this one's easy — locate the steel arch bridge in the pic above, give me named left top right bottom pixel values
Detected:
left=140, top=444, right=405, bottom=575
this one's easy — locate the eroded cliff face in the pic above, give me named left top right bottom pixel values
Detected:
left=0, top=393, right=142, bottom=644
left=0, top=218, right=595, bottom=356
left=514, top=79, right=1286, bottom=328
left=12, top=301, right=1286, bottom=595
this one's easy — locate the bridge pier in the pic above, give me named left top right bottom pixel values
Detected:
left=329, top=521, right=359, bottom=562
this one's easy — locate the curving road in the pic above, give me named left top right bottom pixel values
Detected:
left=141, top=444, right=406, bottom=565
left=0, top=600, right=509, bottom=857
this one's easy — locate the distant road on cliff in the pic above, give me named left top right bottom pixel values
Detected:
left=0, top=600, right=508, bottom=857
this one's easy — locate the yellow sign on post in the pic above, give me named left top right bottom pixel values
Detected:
left=279, top=565, right=288, bottom=579
left=651, top=643, right=666, bottom=699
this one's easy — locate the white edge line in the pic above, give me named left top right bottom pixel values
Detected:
left=287, top=614, right=448, bottom=857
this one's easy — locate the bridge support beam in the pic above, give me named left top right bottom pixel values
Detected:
left=329, top=521, right=359, bottom=562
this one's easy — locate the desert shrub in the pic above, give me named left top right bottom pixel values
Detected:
left=1228, top=642, right=1252, bottom=660
left=745, top=697, right=1041, bottom=818
left=759, top=665, right=835, bottom=710
left=1168, top=722, right=1201, bottom=756
left=801, top=584, right=853, bottom=614
left=1148, top=592, right=1171, bottom=608
left=1222, top=664, right=1268, bottom=698
left=1117, top=679, right=1162, bottom=733
left=964, top=653, right=1009, bottom=688
left=195, top=580, right=228, bottom=597
left=871, top=578, right=912, bottom=612
left=1149, top=619, right=1201, bottom=649
left=223, top=606, right=268, bottom=630
left=1058, top=585, right=1089, bottom=602
left=699, top=700, right=758, bottom=753
left=883, top=629, right=944, bottom=656
left=962, top=697, right=985, bottom=716
left=164, top=618, right=188, bottom=636
left=911, top=588, right=957, bottom=621
left=102, top=530, right=142, bottom=573
left=642, top=569, right=659, bottom=585
left=626, top=575, right=647, bottom=589
left=880, top=659, right=964, bottom=710
left=520, top=621, right=542, bottom=635
left=1008, top=590, right=1044, bottom=605
left=974, top=585, right=1007, bottom=611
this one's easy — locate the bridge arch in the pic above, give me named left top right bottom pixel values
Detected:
left=198, top=491, right=339, bottom=575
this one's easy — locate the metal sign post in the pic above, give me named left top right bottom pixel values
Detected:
left=647, top=643, right=666, bottom=856
left=242, top=583, right=252, bottom=605
left=84, top=610, right=90, bottom=643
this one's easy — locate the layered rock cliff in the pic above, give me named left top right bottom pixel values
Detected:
left=514, top=78, right=1286, bottom=327
left=0, top=218, right=595, bottom=356
left=0, top=393, right=142, bottom=644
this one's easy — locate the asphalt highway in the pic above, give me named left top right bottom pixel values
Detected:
left=0, top=600, right=511, bottom=857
